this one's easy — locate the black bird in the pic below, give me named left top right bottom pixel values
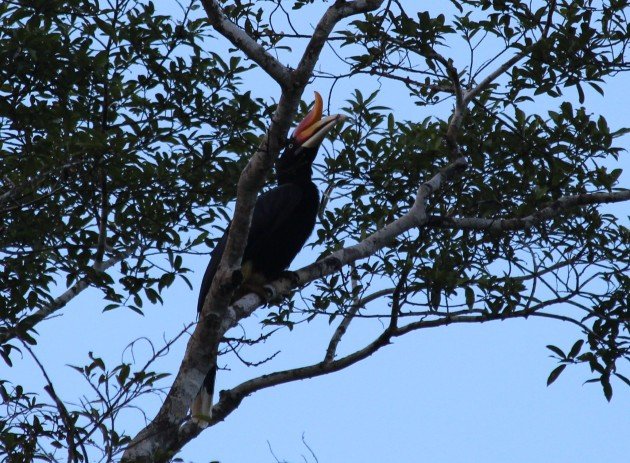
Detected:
left=192, top=92, right=346, bottom=421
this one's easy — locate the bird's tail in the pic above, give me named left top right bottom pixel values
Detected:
left=191, top=367, right=216, bottom=427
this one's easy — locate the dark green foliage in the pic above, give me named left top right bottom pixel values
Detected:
left=1, top=0, right=265, bottom=327
left=0, top=3, right=263, bottom=456
left=304, top=0, right=629, bottom=403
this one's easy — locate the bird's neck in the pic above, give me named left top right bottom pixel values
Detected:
left=277, top=165, right=313, bottom=185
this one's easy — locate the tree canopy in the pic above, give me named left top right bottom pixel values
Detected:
left=1, top=0, right=629, bottom=461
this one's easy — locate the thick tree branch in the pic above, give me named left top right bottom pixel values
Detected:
left=221, top=181, right=630, bottom=344
left=426, top=190, right=630, bottom=232
left=220, top=157, right=468, bottom=337
left=123, top=159, right=465, bottom=462
left=200, top=0, right=292, bottom=87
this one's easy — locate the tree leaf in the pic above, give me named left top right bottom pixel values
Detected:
left=568, top=340, right=584, bottom=359
left=546, top=345, right=566, bottom=359
left=547, top=364, right=567, bottom=386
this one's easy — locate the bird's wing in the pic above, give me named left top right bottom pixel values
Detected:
left=245, top=183, right=304, bottom=251
left=197, top=184, right=303, bottom=314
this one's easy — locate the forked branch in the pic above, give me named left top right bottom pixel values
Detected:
left=123, top=2, right=387, bottom=460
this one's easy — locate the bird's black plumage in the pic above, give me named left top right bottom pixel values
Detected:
left=196, top=181, right=318, bottom=313
left=192, top=92, right=345, bottom=423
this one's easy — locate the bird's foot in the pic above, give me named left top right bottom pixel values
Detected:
left=262, top=272, right=298, bottom=304
left=264, top=283, right=289, bottom=304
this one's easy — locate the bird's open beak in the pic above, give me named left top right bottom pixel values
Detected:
left=293, top=92, right=347, bottom=148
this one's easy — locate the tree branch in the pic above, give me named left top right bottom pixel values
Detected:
left=124, top=2, right=387, bottom=460
left=200, top=0, right=292, bottom=87
left=220, top=157, right=468, bottom=338
left=23, top=343, right=84, bottom=463
left=425, top=190, right=630, bottom=232
left=325, top=265, right=362, bottom=363
left=292, top=1, right=386, bottom=88
left=0, top=246, right=135, bottom=346
left=123, top=159, right=465, bottom=462
left=463, top=0, right=557, bottom=103
left=207, top=303, right=573, bottom=429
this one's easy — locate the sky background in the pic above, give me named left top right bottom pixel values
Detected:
left=6, top=1, right=630, bottom=462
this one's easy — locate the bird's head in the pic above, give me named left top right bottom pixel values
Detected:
left=276, top=92, right=346, bottom=183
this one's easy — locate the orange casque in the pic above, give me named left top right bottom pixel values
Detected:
left=293, top=91, right=324, bottom=144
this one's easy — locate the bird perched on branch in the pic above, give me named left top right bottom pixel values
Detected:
left=192, top=92, right=346, bottom=422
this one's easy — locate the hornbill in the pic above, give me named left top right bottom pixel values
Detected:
left=192, top=92, right=346, bottom=421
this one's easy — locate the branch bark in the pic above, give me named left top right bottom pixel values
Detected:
left=200, top=0, right=292, bottom=88
left=425, top=190, right=630, bottom=232
left=187, top=183, right=630, bottom=437
left=162, top=158, right=469, bottom=456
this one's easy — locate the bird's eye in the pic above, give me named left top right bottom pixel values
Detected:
left=288, top=142, right=294, bottom=149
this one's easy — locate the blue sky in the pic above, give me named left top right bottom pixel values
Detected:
left=6, top=1, right=630, bottom=462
